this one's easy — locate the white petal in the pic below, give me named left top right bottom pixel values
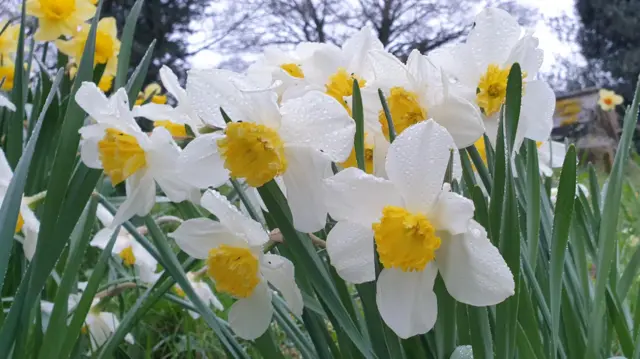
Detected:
left=79, top=137, right=103, bottom=169
left=372, top=132, right=390, bottom=178
left=0, top=93, right=15, bottom=111
left=112, top=171, right=156, bottom=226
left=518, top=80, right=555, bottom=148
left=75, top=82, right=110, bottom=120
left=200, top=189, right=269, bottom=247
left=160, top=65, right=186, bottom=101
left=437, top=220, right=515, bottom=306
left=193, top=281, right=224, bottom=311
left=428, top=44, right=480, bottom=87
left=0, top=149, right=13, bottom=184
left=228, top=282, right=273, bottom=340
left=468, top=8, right=522, bottom=71
left=506, top=33, right=544, bottom=78
left=367, top=50, right=412, bottom=89
left=279, top=91, right=355, bottom=162
left=90, top=227, right=116, bottom=250
left=170, top=218, right=242, bottom=259
left=342, top=26, right=383, bottom=77
left=434, top=191, right=475, bottom=235
left=386, top=120, right=456, bottom=213
left=428, top=93, right=485, bottom=148
left=282, top=146, right=330, bottom=233
left=326, top=221, right=375, bottom=284
left=261, top=254, right=303, bottom=316
left=132, top=103, right=175, bottom=121
left=22, top=226, right=38, bottom=261
left=324, top=167, right=402, bottom=226
left=131, top=240, right=157, bottom=269
left=376, top=265, right=438, bottom=339
left=178, top=133, right=229, bottom=189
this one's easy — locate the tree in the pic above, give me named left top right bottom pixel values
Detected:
left=207, top=0, right=537, bottom=66
left=573, top=0, right=640, bottom=102
left=102, top=0, right=209, bottom=83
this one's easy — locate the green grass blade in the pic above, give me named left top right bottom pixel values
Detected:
left=125, top=40, right=157, bottom=105
left=6, top=0, right=26, bottom=167
left=550, top=145, right=577, bottom=359
left=115, top=0, right=145, bottom=89
left=378, top=89, right=395, bottom=142
left=253, top=329, right=286, bottom=359
left=586, top=75, right=640, bottom=359
left=352, top=79, right=365, bottom=169
left=525, top=139, right=542, bottom=269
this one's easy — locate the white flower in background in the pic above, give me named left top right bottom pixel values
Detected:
left=429, top=8, right=555, bottom=151
left=537, top=140, right=566, bottom=177
left=84, top=299, right=134, bottom=350
left=182, top=69, right=355, bottom=232
left=0, top=149, right=39, bottom=260
left=247, top=43, right=335, bottom=98
left=173, top=271, right=224, bottom=319
left=352, top=49, right=483, bottom=176
left=76, top=83, right=198, bottom=226
left=133, top=65, right=204, bottom=134
left=550, top=183, right=589, bottom=204
left=298, top=26, right=383, bottom=110
left=170, top=190, right=303, bottom=340
left=324, top=120, right=514, bottom=338
left=0, top=93, right=15, bottom=112
left=90, top=204, right=160, bottom=284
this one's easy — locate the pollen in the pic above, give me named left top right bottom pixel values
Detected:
left=325, top=67, right=366, bottom=112
left=373, top=206, right=441, bottom=272
left=118, top=246, right=136, bottom=267
left=155, top=120, right=187, bottom=137
left=207, top=245, right=260, bottom=298
left=379, top=87, right=427, bottom=139
left=280, top=63, right=304, bottom=78
left=15, top=213, right=24, bottom=234
left=39, top=0, right=76, bottom=20
left=217, top=122, right=287, bottom=187
left=98, top=128, right=147, bottom=186
left=340, top=141, right=374, bottom=174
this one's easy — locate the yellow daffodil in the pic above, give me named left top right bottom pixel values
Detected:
left=26, top=0, right=96, bottom=42
left=0, top=20, right=19, bottom=57
left=135, top=83, right=167, bottom=105
left=56, top=17, right=120, bottom=76
left=0, top=60, right=15, bottom=91
left=598, top=89, right=623, bottom=111
left=98, top=74, right=113, bottom=92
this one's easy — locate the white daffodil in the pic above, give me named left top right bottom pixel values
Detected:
left=173, top=271, right=224, bottom=319
left=537, top=140, right=566, bottom=177
left=551, top=183, right=589, bottom=205
left=429, top=8, right=555, bottom=151
left=298, top=26, right=383, bottom=110
left=76, top=83, right=198, bottom=226
left=0, top=149, right=39, bottom=260
left=182, top=69, right=354, bottom=232
left=132, top=65, right=204, bottom=134
left=351, top=49, right=483, bottom=176
left=84, top=299, right=134, bottom=350
left=90, top=204, right=160, bottom=284
left=0, top=93, right=15, bottom=111
left=247, top=43, right=335, bottom=99
left=170, top=190, right=303, bottom=340
left=324, top=120, right=514, bottom=338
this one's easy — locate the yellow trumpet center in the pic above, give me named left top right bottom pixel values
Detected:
left=39, top=0, right=76, bottom=20
left=94, top=31, right=115, bottom=65
left=98, top=128, right=147, bottom=186
left=379, top=87, right=427, bottom=139
left=280, top=63, right=304, bottom=78
left=340, top=141, right=374, bottom=174
left=476, top=64, right=527, bottom=117
left=173, top=285, right=186, bottom=298
left=155, top=120, right=187, bottom=137
left=325, top=67, right=366, bottom=112
left=217, top=122, right=287, bottom=187
left=118, top=245, right=136, bottom=267
left=207, top=245, right=260, bottom=298
left=373, top=206, right=441, bottom=272
left=15, top=213, right=24, bottom=234
left=0, top=64, right=15, bottom=91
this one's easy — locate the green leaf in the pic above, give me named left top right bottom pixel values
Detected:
left=434, top=277, right=456, bottom=359
left=115, top=0, right=145, bottom=90
left=6, top=0, right=26, bottom=167
left=125, top=40, right=157, bottom=105
left=586, top=75, right=640, bottom=359
left=253, top=328, right=286, bottom=359
left=378, top=89, right=395, bottom=142
left=352, top=79, right=365, bottom=170
left=525, top=139, right=542, bottom=269
left=467, top=306, right=493, bottom=359
left=550, top=145, right=577, bottom=359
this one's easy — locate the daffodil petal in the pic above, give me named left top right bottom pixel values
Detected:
left=228, top=282, right=273, bottom=340
left=468, top=8, right=522, bottom=71
left=517, top=80, right=556, bottom=150
left=112, top=171, right=156, bottom=226
left=177, top=133, right=229, bottom=189
left=261, top=254, right=303, bottom=316
left=326, top=221, right=375, bottom=284
left=434, top=191, right=474, bottom=235
left=429, top=92, right=484, bottom=148
left=170, top=218, right=242, bottom=259
left=437, top=220, right=515, bottom=306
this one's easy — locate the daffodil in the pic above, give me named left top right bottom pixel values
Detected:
left=98, top=74, right=113, bottom=92
left=537, top=140, right=566, bottom=177
left=298, top=26, right=383, bottom=111
left=0, top=149, right=40, bottom=260
left=174, top=271, right=224, bottom=319
left=355, top=49, right=483, bottom=176
left=170, top=190, right=303, bottom=340
left=598, top=89, right=623, bottom=111
left=91, top=204, right=160, bottom=284
left=132, top=66, right=204, bottom=134
left=84, top=300, right=134, bottom=350
left=56, top=17, right=120, bottom=75
left=135, top=83, right=167, bottom=106
left=26, top=0, right=96, bottom=42
left=429, top=8, right=555, bottom=151
left=75, top=82, right=198, bottom=226
left=324, top=120, right=514, bottom=338
left=0, top=20, right=19, bottom=57
left=182, top=69, right=354, bottom=232
left=0, top=59, right=15, bottom=91
left=0, top=93, right=15, bottom=111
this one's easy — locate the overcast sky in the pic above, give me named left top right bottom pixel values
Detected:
left=189, top=0, right=578, bottom=72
